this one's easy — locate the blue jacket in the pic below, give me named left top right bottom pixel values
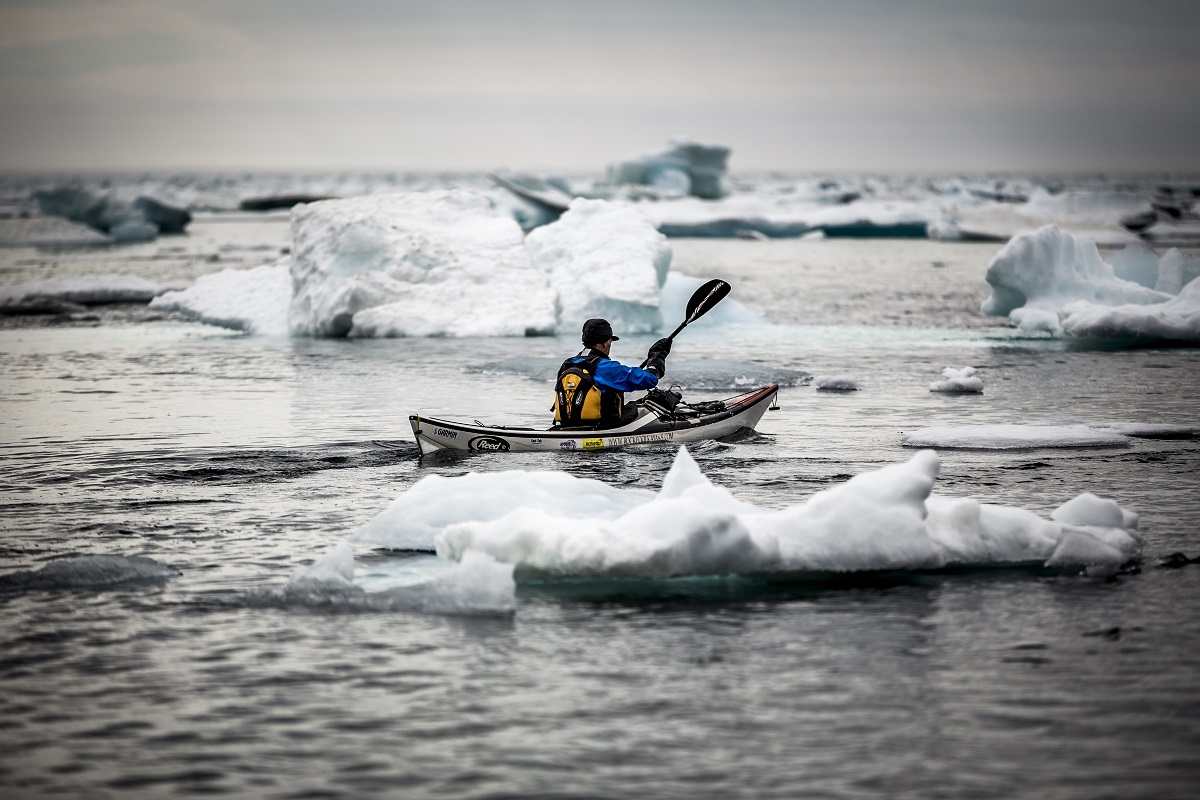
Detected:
left=568, top=351, right=659, bottom=392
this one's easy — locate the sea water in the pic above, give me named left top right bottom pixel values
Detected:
left=2, top=218, right=1199, bottom=798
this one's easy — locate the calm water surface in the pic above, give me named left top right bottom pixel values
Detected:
left=2, top=226, right=1198, bottom=798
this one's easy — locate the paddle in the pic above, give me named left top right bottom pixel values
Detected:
left=665, top=278, right=731, bottom=342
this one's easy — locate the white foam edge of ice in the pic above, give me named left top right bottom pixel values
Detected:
left=366, top=446, right=1142, bottom=580
left=902, top=424, right=1134, bottom=449
left=272, top=542, right=516, bottom=616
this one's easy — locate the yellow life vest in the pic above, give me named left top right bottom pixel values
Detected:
left=553, top=354, right=623, bottom=426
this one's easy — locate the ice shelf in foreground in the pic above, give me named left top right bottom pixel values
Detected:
left=289, top=191, right=558, bottom=337
left=525, top=198, right=672, bottom=334
left=980, top=225, right=1200, bottom=341
left=360, top=447, right=1142, bottom=579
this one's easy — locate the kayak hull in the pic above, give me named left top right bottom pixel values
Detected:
left=410, top=384, right=778, bottom=456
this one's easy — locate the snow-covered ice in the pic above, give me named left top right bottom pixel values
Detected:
left=815, top=375, right=860, bottom=391
left=288, top=191, right=558, bottom=337
left=151, top=262, right=292, bottom=336
left=980, top=225, right=1199, bottom=340
left=353, top=447, right=1140, bottom=578
left=929, top=366, right=983, bottom=393
left=352, top=471, right=655, bottom=551
left=525, top=198, right=672, bottom=334
left=0, top=555, right=180, bottom=591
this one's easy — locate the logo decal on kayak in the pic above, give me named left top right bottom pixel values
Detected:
left=468, top=435, right=510, bottom=452
left=582, top=438, right=604, bottom=450
left=433, top=427, right=458, bottom=439
left=559, top=440, right=577, bottom=450
left=528, top=438, right=542, bottom=445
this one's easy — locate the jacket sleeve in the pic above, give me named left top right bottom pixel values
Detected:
left=593, top=359, right=659, bottom=391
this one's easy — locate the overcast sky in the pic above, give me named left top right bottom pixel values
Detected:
left=1, top=0, right=1197, bottom=174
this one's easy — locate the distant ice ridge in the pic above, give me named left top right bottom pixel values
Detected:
left=605, top=138, right=730, bottom=200
left=151, top=261, right=291, bottom=336
left=981, top=225, right=1200, bottom=340
left=255, top=543, right=515, bottom=615
left=0, top=274, right=170, bottom=308
left=929, top=366, right=983, bottom=393
left=525, top=198, right=672, bottom=334
left=34, top=186, right=191, bottom=241
left=903, top=423, right=1197, bottom=449
left=360, top=447, right=1142, bottom=578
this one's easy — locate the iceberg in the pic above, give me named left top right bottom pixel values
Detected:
left=525, top=198, right=672, bottom=334
left=151, top=262, right=292, bottom=336
left=902, top=425, right=1132, bottom=449
left=814, top=375, right=860, bottom=391
left=980, top=225, right=1199, bottom=340
left=34, top=187, right=191, bottom=238
left=288, top=191, right=558, bottom=337
left=356, top=447, right=1142, bottom=578
left=606, top=138, right=730, bottom=199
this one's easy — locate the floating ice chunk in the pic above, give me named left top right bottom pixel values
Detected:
left=289, top=191, right=557, bottom=338
left=291, top=542, right=356, bottom=588
left=1051, top=492, right=1140, bottom=531
left=606, top=138, right=730, bottom=199
left=814, top=375, right=859, bottom=390
left=151, top=261, right=292, bottom=336
left=929, top=366, right=983, bottom=393
left=34, top=186, right=191, bottom=237
left=1016, top=188, right=1152, bottom=228
left=979, top=226, right=1200, bottom=340
left=426, top=447, right=1139, bottom=579
left=353, top=470, right=655, bottom=551
left=0, top=555, right=179, bottom=591
left=110, top=221, right=159, bottom=243
left=0, top=274, right=168, bottom=306
left=525, top=198, right=672, bottom=334
left=1059, top=277, right=1200, bottom=341
left=261, top=548, right=515, bottom=615
left=902, top=425, right=1131, bottom=449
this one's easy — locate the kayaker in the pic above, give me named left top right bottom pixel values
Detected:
left=553, top=318, right=671, bottom=428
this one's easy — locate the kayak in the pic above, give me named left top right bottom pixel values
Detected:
left=410, top=384, right=779, bottom=456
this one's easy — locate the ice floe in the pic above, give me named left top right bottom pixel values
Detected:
left=151, top=262, right=292, bottom=336
left=0, top=274, right=170, bottom=307
left=814, top=375, right=860, bottom=391
left=981, top=225, right=1200, bottom=341
left=929, top=366, right=983, bottom=393
left=525, top=198, right=672, bottom=334
left=903, top=424, right=1141, bottom=449
left=357, top=447, right=1141, bottom=579
left=0, top=555, right=180, bottom=591
left=252, top=543, right=515, bottom=615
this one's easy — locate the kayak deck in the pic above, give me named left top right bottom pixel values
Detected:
left=410, top=384, right=778, bottom=455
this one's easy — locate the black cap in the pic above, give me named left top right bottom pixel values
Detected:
left=582, top=318, right=619, bottom=346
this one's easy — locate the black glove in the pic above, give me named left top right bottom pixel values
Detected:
left=642, top=355, right=666, bottom=378
left=647, top=337, right=672, bottom=359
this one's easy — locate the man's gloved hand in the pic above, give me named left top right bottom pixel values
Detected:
left=647, top=337, right=672, bottom=359
left=642, top=356, right=666, bottom=378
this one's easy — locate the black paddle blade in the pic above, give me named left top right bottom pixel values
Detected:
left=685, top=279, right=731, bottom=323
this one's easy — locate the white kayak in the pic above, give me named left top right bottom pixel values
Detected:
left=410, top=384, right=779, bottom=456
